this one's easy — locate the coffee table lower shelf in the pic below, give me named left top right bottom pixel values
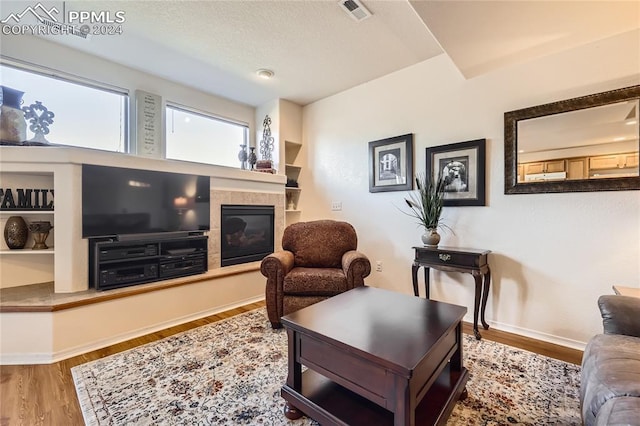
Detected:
left=282, top=366, right=469, bottom=426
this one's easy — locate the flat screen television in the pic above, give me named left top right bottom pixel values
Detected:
left=82, top=164, right=210, bottom=239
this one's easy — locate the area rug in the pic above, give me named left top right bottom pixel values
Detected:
left=72, top=308, right=581, bottom=425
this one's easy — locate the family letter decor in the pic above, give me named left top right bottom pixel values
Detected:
left=0, top=188, right=54, bottom=210
left=426, top=139, right=486, bottom=206
left=368, top=133, right=414, bottom=193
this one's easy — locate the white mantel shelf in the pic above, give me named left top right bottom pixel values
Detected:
left=0, top=146, right=287, bottom=186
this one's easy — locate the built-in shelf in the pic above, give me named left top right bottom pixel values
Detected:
left=0, top=210, right=53, bottom=215
left=284, top=140, right=302, bottom=226
left=0, top=248, right=54, bottom=255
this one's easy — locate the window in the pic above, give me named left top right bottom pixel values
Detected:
left=166, top=104, right=249, bottom=168
left=0, top=62, right=128, bottom=151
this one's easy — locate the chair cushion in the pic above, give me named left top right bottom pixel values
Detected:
left=283, top=267, right=349, bottom=295
left=282, top=220, right=357, bottom=268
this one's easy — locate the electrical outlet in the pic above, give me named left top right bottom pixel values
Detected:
left=376, top=260, right=382, bottom=272
left=331, top=201, right=342, bottom=211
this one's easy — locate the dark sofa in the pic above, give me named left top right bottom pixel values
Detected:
left=580, top=295, right=640, bottom=425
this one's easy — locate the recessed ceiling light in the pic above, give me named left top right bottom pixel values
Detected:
left=625, top=119, right=638, bottom=125
left=256, top=69, right=274, bottom=79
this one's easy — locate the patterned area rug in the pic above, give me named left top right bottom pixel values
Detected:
left=72, top=308, right=581, bottom=425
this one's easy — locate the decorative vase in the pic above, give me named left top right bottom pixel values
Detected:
left=0, top=86, right=27, bottom=144
left=248, top=147, right=257, bottom=170
left=28, top=221, right=53, bottom=250
left=422, top=228, right=440, bottom=247
left=238, top=144, right=248, bottom=169
left=3, top=216, right=28, bottom=249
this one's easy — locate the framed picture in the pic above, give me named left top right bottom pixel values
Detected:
left=426, top=139, right=486, bottom=206
left=368, top=133, right=414, bottom=193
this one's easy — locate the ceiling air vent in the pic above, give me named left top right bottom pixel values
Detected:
left=339, top=0, right=372, bottom=22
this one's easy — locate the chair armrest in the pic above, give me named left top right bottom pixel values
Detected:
left=261, top=250, right=294, bottom=279
left=342, top=250, right=371, bottom=288
left=261, top=250, right=295, bottom=328
left=598, top=295, right=640, bottom=337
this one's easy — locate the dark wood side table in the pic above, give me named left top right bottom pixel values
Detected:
left=412, top=246, right=491, bottom=340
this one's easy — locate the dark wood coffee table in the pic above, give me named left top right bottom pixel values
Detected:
left=280, top=286, right=469, bottom=426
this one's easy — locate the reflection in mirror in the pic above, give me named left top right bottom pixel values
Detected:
left=518, top=100, right=639, bottom=182
left=505, top=85, right=640, bottom=194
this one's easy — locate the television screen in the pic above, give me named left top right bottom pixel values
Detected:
left=82, top=164, right=210, bottom=238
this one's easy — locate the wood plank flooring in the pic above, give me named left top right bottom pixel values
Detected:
left=0, top=301, right=583, bottom=426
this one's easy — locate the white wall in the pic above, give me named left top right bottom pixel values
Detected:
left=300, top=29, right=640, bottom=349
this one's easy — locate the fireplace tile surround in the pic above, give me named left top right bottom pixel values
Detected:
left=210, top=190, right=284, bottom=268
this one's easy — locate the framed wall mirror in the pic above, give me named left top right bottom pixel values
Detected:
left=504, top=85, right=640, bottom=194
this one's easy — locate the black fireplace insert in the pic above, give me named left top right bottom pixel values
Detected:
left=221, top=204, right=274, bottom=266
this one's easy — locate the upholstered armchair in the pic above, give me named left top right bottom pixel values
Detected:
left=260, top=220, right=371, bottom=328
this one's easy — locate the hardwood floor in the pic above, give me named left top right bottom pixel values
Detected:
left=0, top=301, right=583, bottom=426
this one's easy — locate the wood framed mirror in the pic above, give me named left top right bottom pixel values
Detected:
left=504, top=85, right=640, bottom=194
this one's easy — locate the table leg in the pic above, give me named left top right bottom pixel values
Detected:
left=424, top=267, right=430, bottom=299
left=392, top=376, right=415, bottom=426
left=480, top=269, right=491, bottom=330
left=460, top=388, right=469, bottom=400
left=284, top=403, right=302, bottom=420
left=284, top=328, right=303, bottom=419
left=411, top=263, right=420, bottom=297
left=473, top=274, right=482, bottom=340
left=286, top=329, right=302, bottom=389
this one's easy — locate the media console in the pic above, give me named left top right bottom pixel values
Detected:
left=88, top=234, right=208, bottom=291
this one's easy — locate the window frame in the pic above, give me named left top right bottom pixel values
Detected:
left=0, top=56, right=130, bottom=152
left=165, top=102, right=250, bottom=168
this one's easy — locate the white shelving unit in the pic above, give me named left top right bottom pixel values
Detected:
left=0, top=172, right=56, bottom=287
left=0, top=248, right=54, bottom=255
left=1, top=208, right=55, bottom=254
left=284, top=140, right=302, bottom=222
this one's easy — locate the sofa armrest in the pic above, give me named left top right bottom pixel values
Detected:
left=342, top=250, right=371, bottom=288
left=598, top=295, right=640, bottom=338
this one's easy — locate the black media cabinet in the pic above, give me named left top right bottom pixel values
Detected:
left=89, top=235, right=208, bottom=291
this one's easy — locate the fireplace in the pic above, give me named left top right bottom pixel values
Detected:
left=221, top=204, right=275, bottom=266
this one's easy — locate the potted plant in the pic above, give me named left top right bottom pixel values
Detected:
left=403, top=173, right=446, bottom=247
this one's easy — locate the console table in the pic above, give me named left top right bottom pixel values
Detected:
left=412, top=246, right=491, bottom=340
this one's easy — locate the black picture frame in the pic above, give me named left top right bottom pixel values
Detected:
left=368, top=134, right=414, bottom=193
left=426, top=139, right=486, bottom=206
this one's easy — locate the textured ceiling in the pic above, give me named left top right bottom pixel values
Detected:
left=42, top=0, right=443, bottom=106
left=27, top=0, right=640, bottom=107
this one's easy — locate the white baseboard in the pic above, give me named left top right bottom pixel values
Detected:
left=0, top=352, right=54, bottom=365
left=486, top=319, right=587, bottom=352
left=0, top=295, right=264, bottom=365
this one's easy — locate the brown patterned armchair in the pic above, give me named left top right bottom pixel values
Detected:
left=260, top=220, right=371, bottom=328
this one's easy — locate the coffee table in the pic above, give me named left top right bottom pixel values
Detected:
left=280, top=286, right=469, bottom=426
